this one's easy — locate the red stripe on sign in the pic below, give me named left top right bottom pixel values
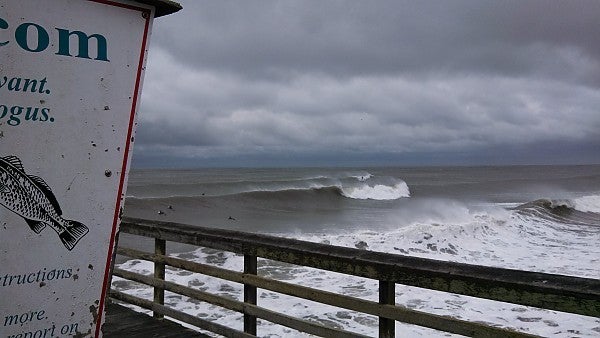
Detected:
left=92, top=1, right=153, bottom=337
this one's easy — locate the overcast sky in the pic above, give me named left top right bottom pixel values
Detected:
left=132, top=0, right=600, bottom=168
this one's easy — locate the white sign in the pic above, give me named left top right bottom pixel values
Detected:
left=0, top=0, right=154, bottom=336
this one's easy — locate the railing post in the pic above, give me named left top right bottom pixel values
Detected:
left=379, top=280, right=395, bottom=338
left=106, top=230, right=121, bottom=305
left=154, top=238, right=166, bottom=319
left=244, top=254, right=258, bottom=335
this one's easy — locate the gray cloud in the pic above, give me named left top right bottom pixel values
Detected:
left=133, top=0, right=600, bottom=167
left=151, top=0, right=600, bottom=82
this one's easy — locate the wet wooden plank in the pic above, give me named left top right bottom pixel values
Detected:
left=119, top=217, right=600, bottom=317
left=113, top=264, right=534, bottom=338
left=102, top=302, right=209, bottom=337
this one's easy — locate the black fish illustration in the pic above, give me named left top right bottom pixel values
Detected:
left=0, top=155, right=88, bottom=250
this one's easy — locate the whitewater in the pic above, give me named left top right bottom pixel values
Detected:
left=115, top=165, right=600, bottom=337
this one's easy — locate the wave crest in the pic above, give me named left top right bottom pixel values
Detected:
left=574, top=195, right=600, bottom=213
left=341, top=182, right=410, bottom=200
left=127, top=172, right=411, bottom=202
left=514, top=198, right=600, bottom=227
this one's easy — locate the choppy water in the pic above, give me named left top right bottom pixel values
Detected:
left=114, top=165, right=600, bottom=337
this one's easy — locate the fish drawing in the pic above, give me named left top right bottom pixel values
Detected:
left=0, top=155, right=88, bottom=250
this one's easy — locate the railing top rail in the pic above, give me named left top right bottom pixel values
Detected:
left=120, top=218, right=599, bottom=295
left=119, top=217, right=600, bottom=316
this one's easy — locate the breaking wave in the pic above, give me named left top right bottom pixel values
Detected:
left=574, top=195, right=600, bottom=213
left=116, top=195, right=600, bottom=337
left=513, top=197, right=600, bottom=227
left=340, top=181, right=409, bottom=200
left=127, top=172, right=410, bottom=201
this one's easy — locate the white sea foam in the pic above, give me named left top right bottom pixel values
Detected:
left=341, top=181, right=410, bottom=200
left=117, top=166, right=600, bottom=336
left=574, top=194, right=600, bottom=213
left=113, top=203, right=600, bottom=337
left=351, top=173, right=373, bottom=181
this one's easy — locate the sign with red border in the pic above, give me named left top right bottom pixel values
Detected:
left=0, top=1, right=153, bottom=336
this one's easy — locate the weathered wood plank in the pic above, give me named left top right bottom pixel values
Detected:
left=379, top=281, right=395, bottom=338
left=113, top=252, right=537, bottom=338
left=154, top=238, right=166, bottom=319
left=244, top=254, right=258, bottom=335
left=119, top=217, right=600, bottom=317
left=110, top=290, right=255, bottom=338
left=113, top=268, right=370, bottom=338
left=102, top=302, right=208, bottom=337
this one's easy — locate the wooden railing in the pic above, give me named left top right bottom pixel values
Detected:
left=109, top=217, right=600, bottom=338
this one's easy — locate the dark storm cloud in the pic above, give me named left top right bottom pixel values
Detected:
left=151, top=0, right=600, bottom=82
left=133, top=0, right=600, bottom=167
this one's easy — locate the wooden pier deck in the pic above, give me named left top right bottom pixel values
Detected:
left=103, top=302, right=210, bottom=337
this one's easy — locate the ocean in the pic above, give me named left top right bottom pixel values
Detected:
left=114, top=165, right=600, bottom=337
